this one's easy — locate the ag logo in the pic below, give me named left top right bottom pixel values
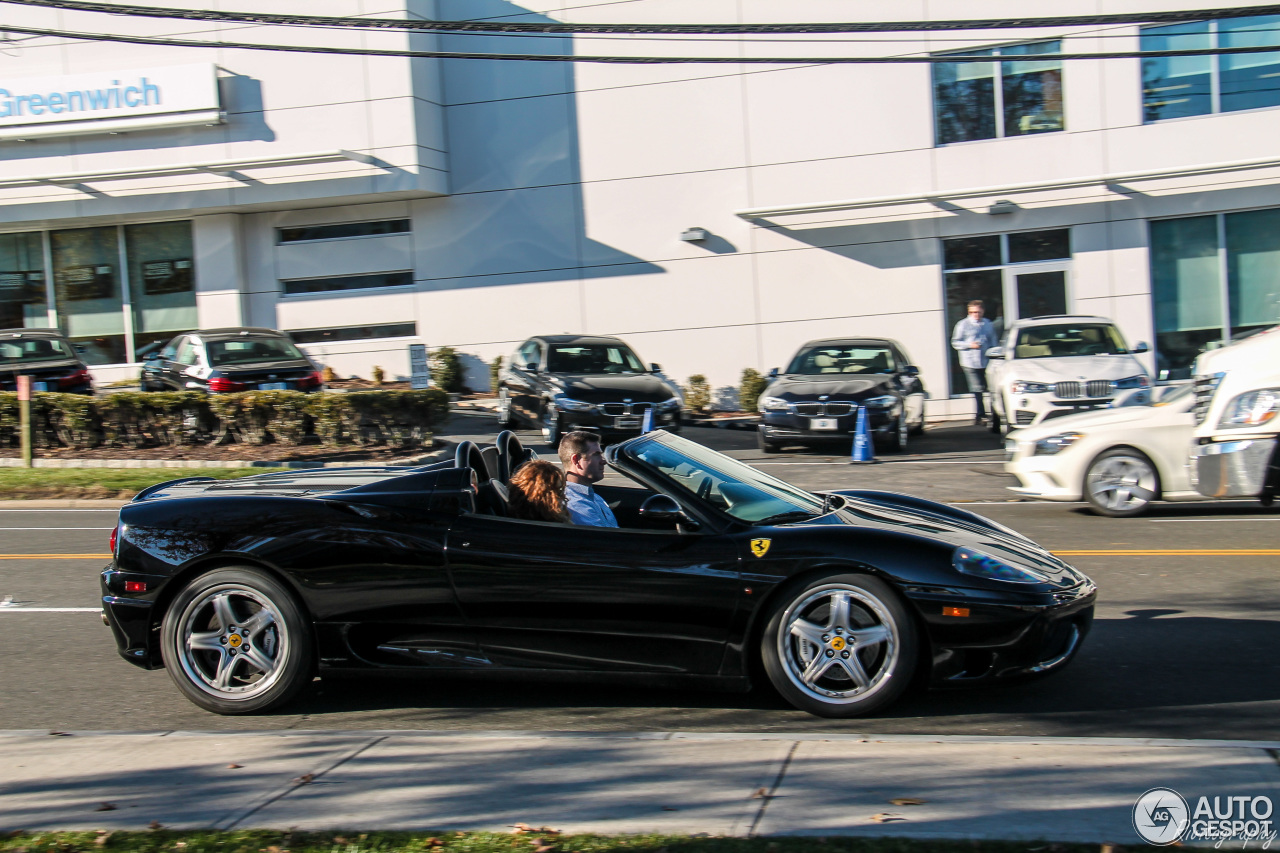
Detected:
left=750, top=538, right=771, bottom=558
left=1133, top=787, right=1189, bottom=846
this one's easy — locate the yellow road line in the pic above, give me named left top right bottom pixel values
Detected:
left=0, top=554, right=112, bottom=559
left=1054, top=549, right=1280, bottom=556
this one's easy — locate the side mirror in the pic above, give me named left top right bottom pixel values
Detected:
left=650, top=362, right=662, bottom=373
left=985, top=346, right=1005, bottom=359
left=1132, top=341, right=1149, bottom=354
left=768, top=367, right=779, bottom=380
left=639, top=494, right=699, bottom=530
left=903, top=365, right=920, bottom=377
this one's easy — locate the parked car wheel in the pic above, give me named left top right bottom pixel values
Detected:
left=160, top=567, right=314, bottom=715
left=757, top=428, right=780, bottom=454
left=909, top=406, right=926, bottom=436
left=496, top=387, right=513, bottom=428
left=761, top=573, right=917, bottom=718
left=542, top=402, right=562, bottom=448
left=879, top=415, right=908, bottom=452
left=1084, top=448, right=1160, bottom=517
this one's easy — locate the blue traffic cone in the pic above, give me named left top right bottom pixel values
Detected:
left=850, top=405, right=876, bottom=464
left=642, top=407, right=656, bottom=433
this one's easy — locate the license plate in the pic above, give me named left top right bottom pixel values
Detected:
left=810, top=417, right=839, bottom=430
left=259, top=382, right=289, bottom=391
left=615, top=416, right=641, bottom=429
left=32, top=381, right=48, bottom=392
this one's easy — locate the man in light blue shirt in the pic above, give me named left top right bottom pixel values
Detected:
left=559, top=430, right=618, bottom=527
left=951, top=299, right=1000, bottom=425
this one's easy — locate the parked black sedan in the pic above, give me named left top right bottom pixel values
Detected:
left=497, top=334, right=682, bottom=445
left=140, top=327, right=323, bottom=393
left=758, top=338, right=927, bottom=454
left=102, top=430, right=1095, bottom=719
left=0, top=327, right=93, bottom=394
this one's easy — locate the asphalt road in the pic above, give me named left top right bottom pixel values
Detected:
left=2, top=416, right=1278, bottom=739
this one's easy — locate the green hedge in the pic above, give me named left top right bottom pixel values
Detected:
left=0, top=389, right=451, bottom=450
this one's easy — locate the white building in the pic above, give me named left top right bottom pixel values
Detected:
left=2, top=1, right=1278, bottom=417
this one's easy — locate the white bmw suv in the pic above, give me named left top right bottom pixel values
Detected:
left=985, top=315, right=1151, bottom=434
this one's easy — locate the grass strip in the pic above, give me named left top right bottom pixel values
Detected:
left=0, top=468, right=289, bottom=500
left=0, top=831, right=1103, bottom=853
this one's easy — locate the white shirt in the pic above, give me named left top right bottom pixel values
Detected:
left=565, top=481, right=618, bottom=527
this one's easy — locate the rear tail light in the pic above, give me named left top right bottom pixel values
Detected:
left=297, top=370, right=323, bottom=389
left=109, top=524, right=118, bottom=556
left=58, top=367, right=91, bottom=389
left=208, top=376, right=249, bottom=392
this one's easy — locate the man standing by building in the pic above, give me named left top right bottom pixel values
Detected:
left=951, top=300, right=999, bottom=425
left=559, top=430, right=618, bottom=527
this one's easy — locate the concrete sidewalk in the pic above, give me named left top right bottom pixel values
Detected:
left=3, top=731, right=1279, bottom=843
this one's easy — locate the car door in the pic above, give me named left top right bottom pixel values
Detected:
left=446, top=514, right=744, bottom=674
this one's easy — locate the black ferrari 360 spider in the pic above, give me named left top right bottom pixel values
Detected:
left=101, top=430, right=1096, bottom=718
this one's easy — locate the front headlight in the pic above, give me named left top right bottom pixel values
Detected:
left=1113, top=374, right=1151, bottom=390
left=863, top=395, right=896, bottom=409
left=759, top=396, right=790, bottom=412
left=658, top=395, right=682, bottom=411
left=1218, top=388, right=1280, bottom=429
left=553, top=395, right=594, bottom=412
left=1012, top=380, right=1051, bottom=393
left=1033, top=431, right=1083, bottom=456
left=952, top=547, right=1053, bottom=584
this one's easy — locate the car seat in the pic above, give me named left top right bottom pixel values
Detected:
left=813, top=353, right=838, bottom=373
left=1016, top=333, right=1052, bottom=359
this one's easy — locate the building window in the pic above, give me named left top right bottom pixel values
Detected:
left=1142, top=16, right=1280, bottom=122
left=289, top=322, right=417, bottom=344
left=277, top=219, right=411, bottom=244
left=1149, top=209, right=1280, bottom=379
left=943, top=229, right=1071, bottom=395
left=51, top=226, right=127, bottom=365
left=0, top=232, right=49, bottom=330
left=282, top=271, right=413, bottom=296
left=126, top=221, right=197, bottom=360
left=933, top=41, right=1064, bottom=145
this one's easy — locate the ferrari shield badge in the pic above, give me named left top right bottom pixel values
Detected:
left=750, top=538, right=772, bottom=558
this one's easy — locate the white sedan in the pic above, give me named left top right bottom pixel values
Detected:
left=1004, top=385, right=1197, bottom=517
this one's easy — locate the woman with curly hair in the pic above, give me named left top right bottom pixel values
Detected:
left=507, top=459, right=571, bottom=523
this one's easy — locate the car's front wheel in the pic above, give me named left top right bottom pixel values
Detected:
left=1084, top=448, right=1160, bottom=517
left=761, top=573, right=917, bottom=718
left=542, top=402, right=561, bottom=448
left=879, top=414, right=908, bottom=452
left=496, top=387, right=513, bottom=428
left=160, top=567, right=314, bottom=715
left=757, top=427, right=780, bottom=454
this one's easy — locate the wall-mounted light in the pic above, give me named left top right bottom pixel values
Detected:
left=987, top=200, right=1018, bottom=215
left=680, top=227, right=709, bottom=242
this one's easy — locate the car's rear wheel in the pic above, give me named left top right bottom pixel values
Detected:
left=161, top=567, right=313, bottom=715
left=1084, top=448, right=1160, bottom=517
left=761, top=573, right=917, bottom=718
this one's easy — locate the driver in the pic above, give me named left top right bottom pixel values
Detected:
left=559, top=431, right=618, bottom=527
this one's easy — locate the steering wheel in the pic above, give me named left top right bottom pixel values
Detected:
left=495, top=429, right=528, bottom=483
left=1079, top=343, right=1106, bottom=355
left=454, top=440, right=491, bottom=485
left=696, top=476, right=713, bottom=501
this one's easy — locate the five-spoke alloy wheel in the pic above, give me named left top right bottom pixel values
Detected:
left=1084, top=448, right=1160, bottom=517
left=761, top=573, right=916, bottom=717
left=161, top=567, right=313, bottom=714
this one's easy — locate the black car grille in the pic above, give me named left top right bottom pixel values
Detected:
left=791, top=401, right=856, bottom=417
left=1193, top=373, right=1223, bottom=425
left=600, top=402, right=655, bottom=416
left=1015, top=410, right=1036, bottom=425
left=1053, top=380, right=1112, bottom=399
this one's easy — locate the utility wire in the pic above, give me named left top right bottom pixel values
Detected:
left=5, top=22, right=1280, bottom=63
left=4, top=0, right=1280, bottom=34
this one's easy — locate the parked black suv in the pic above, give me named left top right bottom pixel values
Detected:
left=140, top=328, right=324, bottom=393
left=0, top=328, right=93, bottom=394
left=497, top=334, right=683, bottom=446
left=757, top=338, right=927, bottom=453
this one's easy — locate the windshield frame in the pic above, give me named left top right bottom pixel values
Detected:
left=546, top=343, right=646, bottom=375
left=1012, top=323, right=1130, bottom=359
left=785, top=343, right=896, bottom=376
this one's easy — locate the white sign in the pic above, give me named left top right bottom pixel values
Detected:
left=409, top=343, right=430, bottom=390
left=0, top=63, right=221, bottom=141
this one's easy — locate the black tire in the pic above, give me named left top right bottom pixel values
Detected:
left=908, top=407, right=926, bottom=437
left=989, top=406, right=1003, bottom=434
left=541, top=402, right=561, bottom=449
left=879, top=415, right=908, bottom=453
left=496, top=387, right=513, bottom=429
left=160, top=567, right=314, bottom=715
left=760, top=573, right=917, bottom=718
left=757, top=428, right=780, bottom=454
left=1084, top=448, right=1160, bottom=517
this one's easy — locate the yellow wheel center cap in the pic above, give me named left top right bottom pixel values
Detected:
left=227, top=634, right=243, bottom=648
left=830, top=636, right=846, bottom=651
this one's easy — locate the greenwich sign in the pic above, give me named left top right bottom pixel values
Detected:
left=0, top=63, right=221, bottom=140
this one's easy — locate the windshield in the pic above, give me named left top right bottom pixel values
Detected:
left=0, top=336, right=75, bottom=365
left=786, top=344, right=894, bottom=375
left=1013, top=324, right=1128, bottom=358
left=207, top=338, right=306, bottom=366
left=547, top=343, right=644, bottom=374
left=627, top=432, right=824, bottom=523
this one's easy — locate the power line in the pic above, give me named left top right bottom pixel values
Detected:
left=5, top=0, right=1280, bottom=34
left=5, top=21, right=1280, bottom=63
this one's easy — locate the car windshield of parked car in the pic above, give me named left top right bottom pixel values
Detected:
left=629, top=433, right=825, bottom=524
left=0, top=337, right=75, bottom=364
left=207, top=338, right=306, bottom=366
left=547, top=344, right=644, bottom=374
left=786, top=345, right=894, bottom=375
left=1013, top=324, right=1128, bottom=359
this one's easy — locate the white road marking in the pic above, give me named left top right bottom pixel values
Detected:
left=0, top=607, right=99, bottom=613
